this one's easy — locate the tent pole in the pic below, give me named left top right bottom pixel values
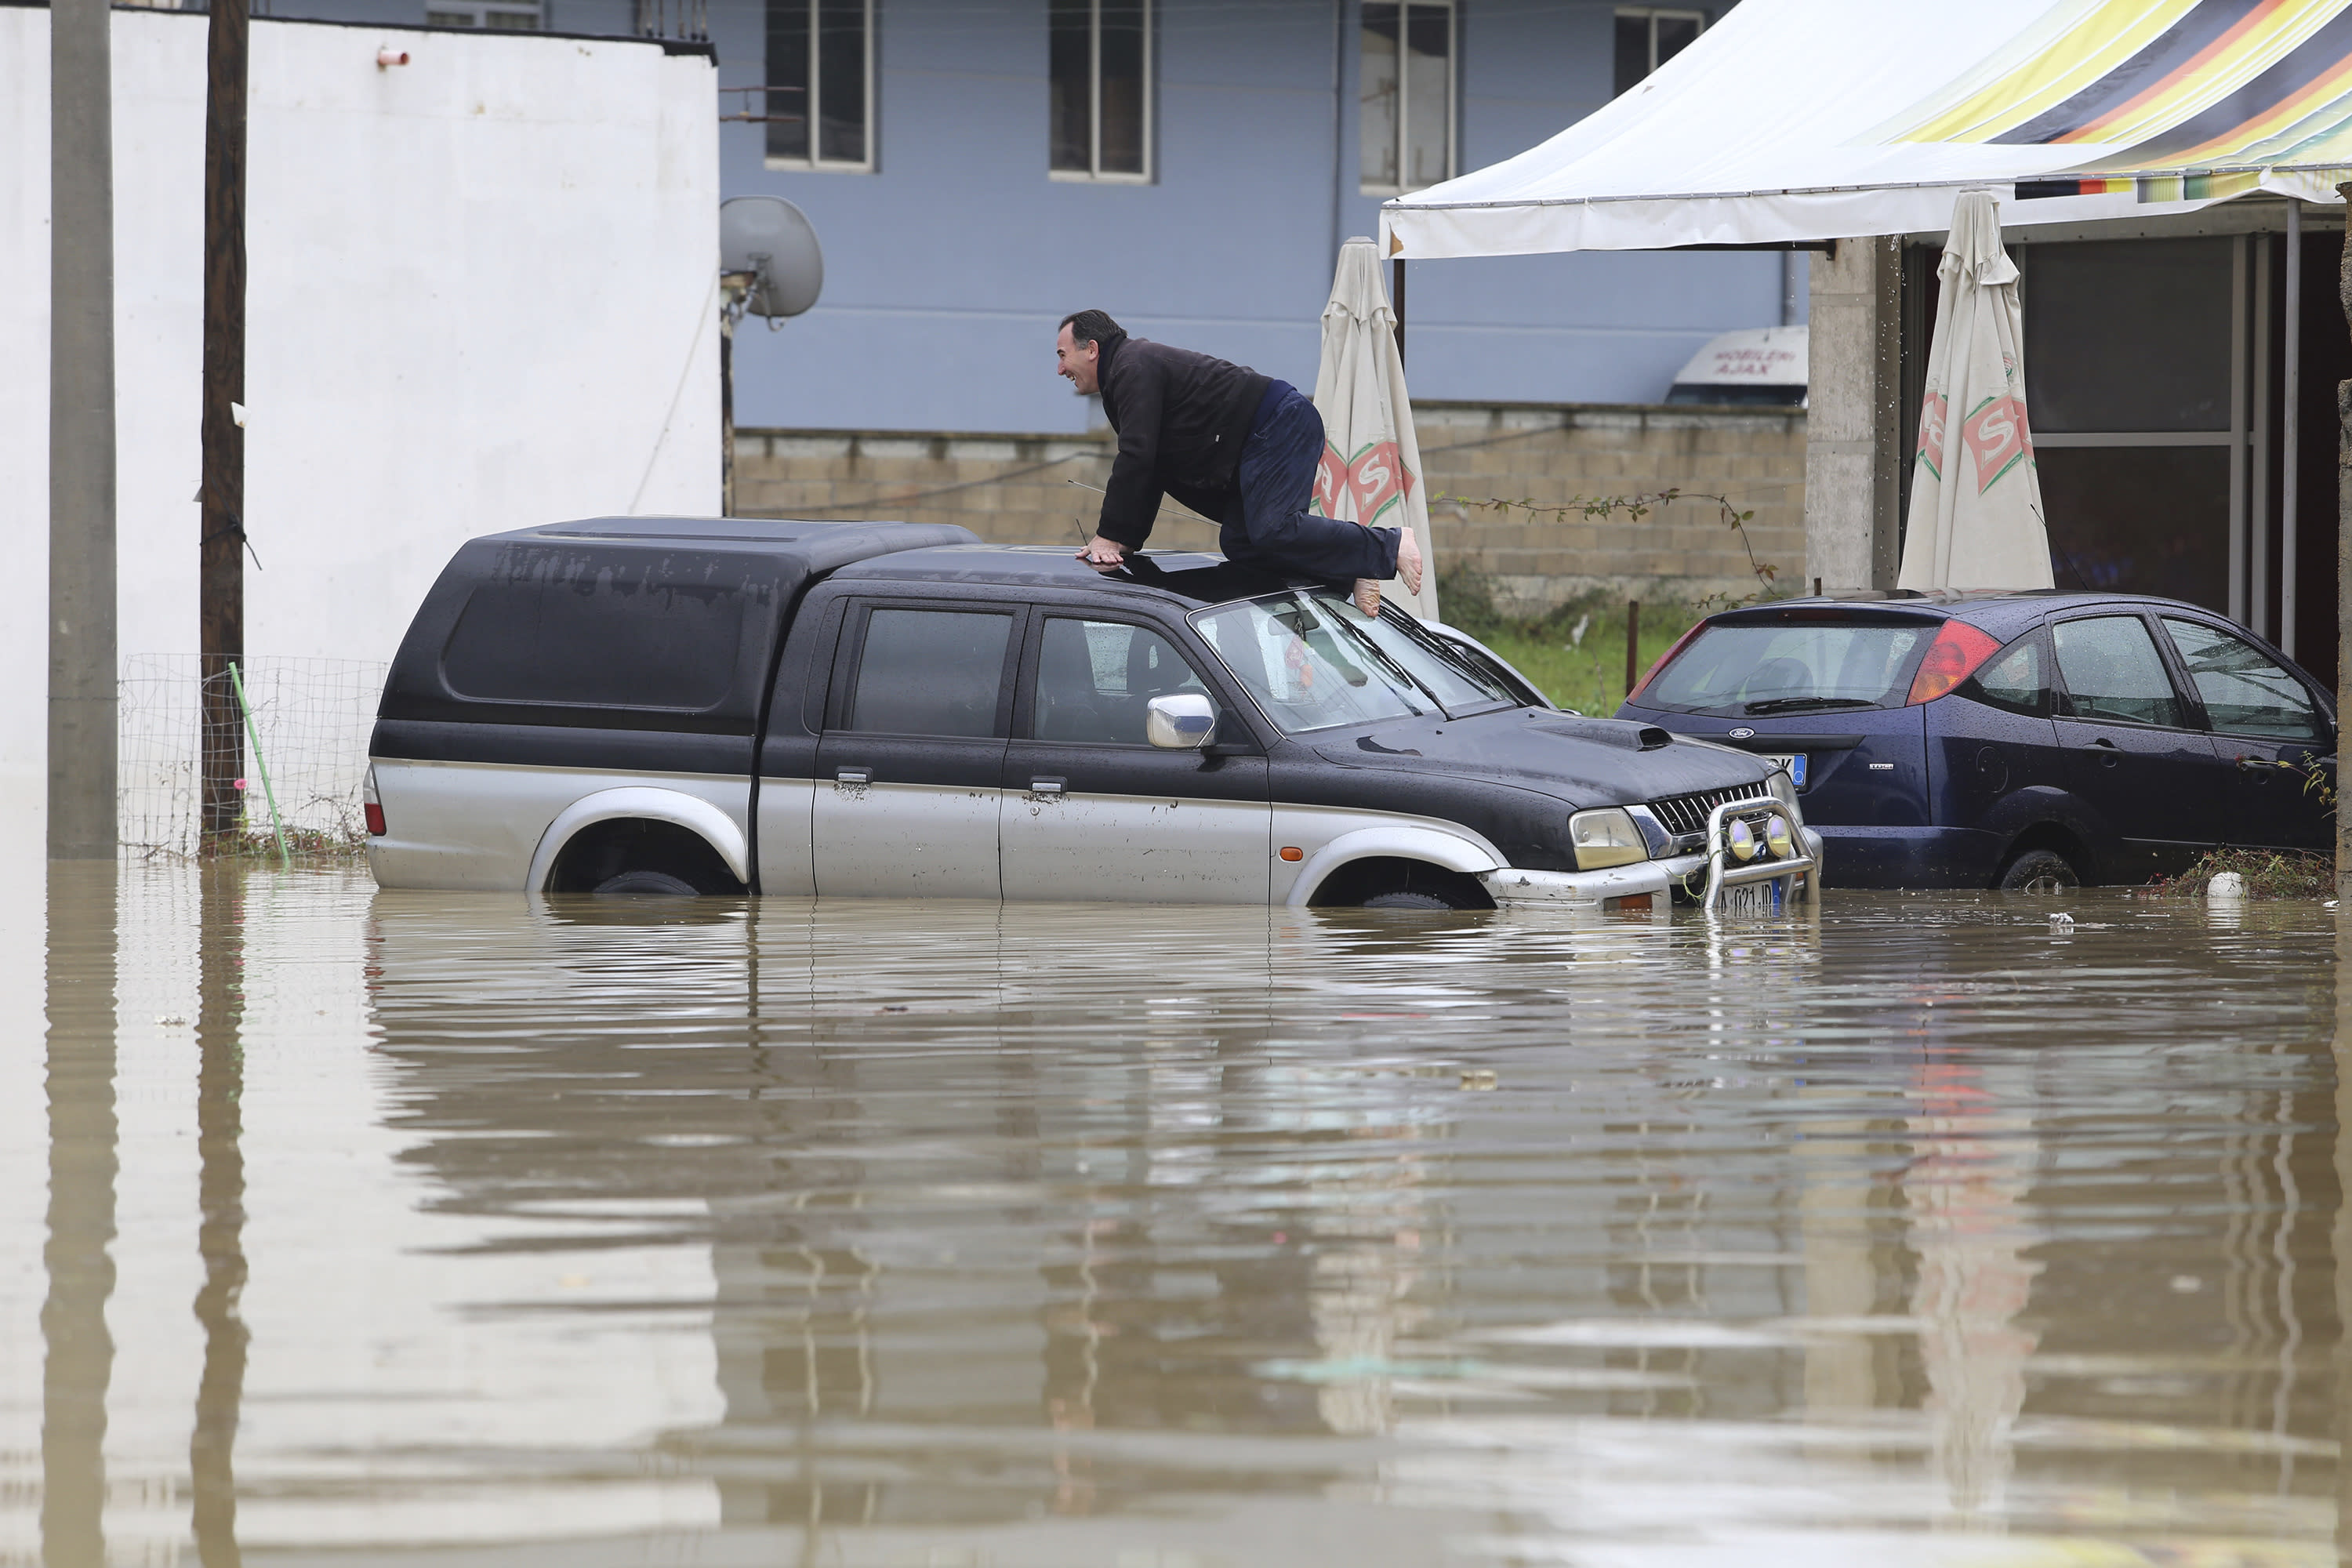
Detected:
left=2253, top=233, right=2273, bottom=638
left=2284, top=201, right=2303, bottom=658
left=1392, top=257, right=1406, bottom=371
left=2336, top=181, right=2351, bottom=899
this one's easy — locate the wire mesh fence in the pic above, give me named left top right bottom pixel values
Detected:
left=119, top=655, right=386, bottom=860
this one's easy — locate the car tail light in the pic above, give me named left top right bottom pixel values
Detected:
left=1905, top=622, right=2004, bottom=706
left=363, top=766, right=386, bottom=837
left=1628, top=619, right=1708, bottom=702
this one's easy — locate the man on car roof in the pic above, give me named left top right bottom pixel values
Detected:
left=1054, top=308, right=1423, bottom=615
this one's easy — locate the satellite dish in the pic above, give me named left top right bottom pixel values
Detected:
left=720, top=196, right=823, bottom=319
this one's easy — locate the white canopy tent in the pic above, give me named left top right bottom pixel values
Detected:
left=1380, top=0, right=2352, bottom=260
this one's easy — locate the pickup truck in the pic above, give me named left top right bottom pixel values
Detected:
left=365, top=516, right=1815, bottom=909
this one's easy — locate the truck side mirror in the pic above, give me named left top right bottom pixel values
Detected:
left=1146, top=694, right=1216, bottom=750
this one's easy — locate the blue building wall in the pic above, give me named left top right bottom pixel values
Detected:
left=715, top=0, right=1791, bottom=434
left=274, top=0, right=1798, bottom=434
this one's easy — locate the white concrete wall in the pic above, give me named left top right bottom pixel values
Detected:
left=1, top=9, right=720, bottom=817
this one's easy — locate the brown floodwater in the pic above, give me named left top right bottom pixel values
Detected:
left=8, top=862, right=2350, bottom=1565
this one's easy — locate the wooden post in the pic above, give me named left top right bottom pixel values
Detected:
left=720, top=307, right=735, bottom=516
left=1391, top=256, right=1406, bottom=372
left=49, top=0, right=118, bottom=859
left=1624, top=601, right=1640, bottom=698
left=200, top=0, right=249, bottom=844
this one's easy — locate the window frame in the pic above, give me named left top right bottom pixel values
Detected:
left=2046, top=612, right=2198, bottom=732
left=1613, top=5, right=1705, bottom=95
left=1358, top=0, right=1457, bottom=198
left=1048, top=0, right=1155, bottom=185
left=760, top=0, right=877, bottom=176
left=1018, top=612, right=1221, bottom=747
left=425, top=0, right=544, bottom=28
left=1957, top=629, right=2053, bottom=720
left=825, top=598, right=1025, bottom=740
left=2157, top=614, right=2332, bottom=742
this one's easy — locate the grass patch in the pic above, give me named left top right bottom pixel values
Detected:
left=1438, top=565, right=1711, bottom=715
left=2155, top=847, right=2333, bottom=900
left=196, top=825, right=369, bottom=866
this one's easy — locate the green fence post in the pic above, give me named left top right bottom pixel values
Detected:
left=227, top=660, right=290, bottom=869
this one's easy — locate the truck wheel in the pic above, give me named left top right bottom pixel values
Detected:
left=1363, top=891, right=1457, bottom=910
left=594, top=869, right=701, bottom=897
left=1997, top=848, right=2078, bottom=893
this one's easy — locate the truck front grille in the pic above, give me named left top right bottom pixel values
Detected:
left=1647, top=786, right=1773, bottom=839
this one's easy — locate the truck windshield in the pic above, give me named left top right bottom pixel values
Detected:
left=1642, top=619, right=1936, bottom=717
left=1190, top=590, right=1519, bottom=734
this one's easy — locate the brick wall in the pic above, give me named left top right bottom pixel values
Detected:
left=731, top=401, right=1806, bottom=617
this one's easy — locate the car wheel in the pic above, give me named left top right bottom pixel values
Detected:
left=1997, top=848, right=2078, bottom=894
left=593, top=869, right=702, bottom=897
left=1362, top=891, right=1457, bottom=911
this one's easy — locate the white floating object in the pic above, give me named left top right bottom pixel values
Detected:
left=2048, top=912, right=2074, bottom=931
left=2207, top=871, right=2245, bottom=902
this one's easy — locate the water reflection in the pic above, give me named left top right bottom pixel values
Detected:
left=191, top=865, right=248, bottom=1567
left=41, top=862, right=116, bottom=1567
left=13, top=871, right=2351, bottom=1563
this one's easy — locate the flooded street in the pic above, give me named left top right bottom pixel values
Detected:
left=5, top=866, right=2347, bottom=1566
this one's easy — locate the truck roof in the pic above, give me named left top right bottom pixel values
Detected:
left=833, top=543, right=1303, bottom=608
left=487, top=515, right=980, bottom=567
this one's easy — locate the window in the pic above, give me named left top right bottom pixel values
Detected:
left=1051, top=0, right=1150, bottom=181
left=1639, top=620, right=1933, bottom=717
left=1613, top=7, right=1703, bottom=95
left=844, top=608, right=1013, bottom=738
left=2161, top=619, right=2325, bottom=739
left=2052, top=616, right=2183, bottom=728
left=426, top=0, right=542, bottom=27
left=1360, top=2, right=1453, bottom=194
left=1964, top=635, right=2050, bottom=718
left=764, top=0, right=873, bottom=170
left=1031, top=619, right=1211, bottom=744
left=441, top=552, right=746, bottom=711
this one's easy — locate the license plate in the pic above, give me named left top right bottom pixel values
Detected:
left=1766, top=753, right=1808, bottom=788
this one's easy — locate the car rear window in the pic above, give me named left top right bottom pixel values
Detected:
left=441, top=549, right=749, bottom=710
left=1642, top=619, right=1936, bottom=717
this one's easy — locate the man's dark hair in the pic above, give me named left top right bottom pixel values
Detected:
left=1059, top=309, right=1122, bottom=350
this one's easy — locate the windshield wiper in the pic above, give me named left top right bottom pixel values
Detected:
left=1743, top=696, right=1878, bottom=716
left=1308, top=593, right=1437, bottom=713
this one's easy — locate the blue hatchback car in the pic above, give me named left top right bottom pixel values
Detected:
left=1615, top=593, right=2335, bottom=889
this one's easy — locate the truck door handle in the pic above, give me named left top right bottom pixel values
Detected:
left=1029, top=778, right=1065, bottom=795
left=835, top=767, right=871, bottom=785
left=2088, top=738, right=2119, bottom=767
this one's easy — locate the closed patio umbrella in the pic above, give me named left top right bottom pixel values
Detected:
left=1313, top=238, right=1438, bottom=621
left=1897, top=190, right=2053, bottom=592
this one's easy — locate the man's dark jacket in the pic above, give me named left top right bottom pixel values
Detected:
left=1092, top=331, right=1271, bottom=550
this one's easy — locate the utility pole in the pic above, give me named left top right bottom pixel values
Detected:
left=200, top=0, right=249, bottom=844
left=49, top=0, right=118, bottom=860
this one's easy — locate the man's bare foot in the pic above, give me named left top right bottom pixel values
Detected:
left=1396, top=526, right=1425, bottom=596
left=1353, top=579, right=1381, bottom=616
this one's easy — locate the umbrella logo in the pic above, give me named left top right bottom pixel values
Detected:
left=1961, top=394, right=2033, bottom=495
left=1915, top=392, right=1948, bottom=480
left=1314, top=438, right=1417, bottom=524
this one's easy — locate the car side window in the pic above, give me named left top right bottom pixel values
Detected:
left=2050, top=615, right=2184, bottom=728
left=2161, top=618, right=2326, bottom=741
left=843, top=608, right=1014, bottom=738
left=1031, top=619, right=1212, bottom=745
left=1962, top=633, right=2048, bottom=717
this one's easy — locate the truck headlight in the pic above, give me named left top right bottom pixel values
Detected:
left=1568, top=807, right=1648, bottom=869
left=1766, top=768, right=1801, bottom=818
